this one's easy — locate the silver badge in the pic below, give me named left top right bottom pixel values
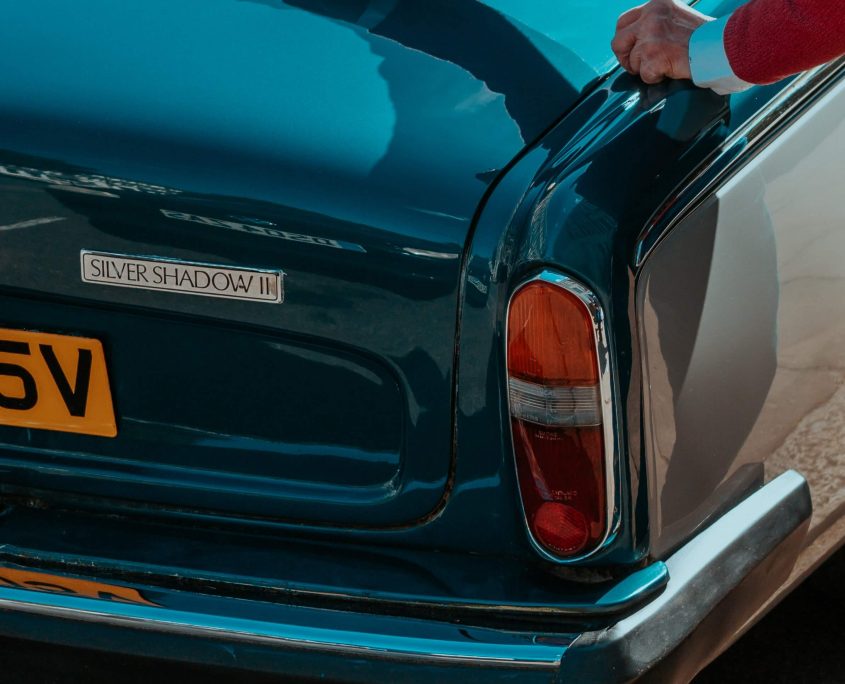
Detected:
left=80, top=251, right=284, bottom=303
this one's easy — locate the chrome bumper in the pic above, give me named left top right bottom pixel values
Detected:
left=559, top=469, right=811, bottom=682
left=0, top=471, right=811, bottom=682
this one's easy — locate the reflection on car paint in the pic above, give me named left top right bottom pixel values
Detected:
left=0, top=566, right=156, bottom=606
left=640, top=78, right=845, bottom=554
left=0, top=164, right=182, bottom=196
left=160, top=209, right=367, bottom=253
left=0, top=216, right=66, bottom=232
left=0, top=0, right=840, bottom=678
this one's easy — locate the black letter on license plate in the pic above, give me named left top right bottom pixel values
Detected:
left=40, top=345, right=93, bottom=417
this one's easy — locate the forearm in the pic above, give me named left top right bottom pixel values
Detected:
left=727, top=0, right=845, bottom=83
left=691, top=0, right=845, bottom=93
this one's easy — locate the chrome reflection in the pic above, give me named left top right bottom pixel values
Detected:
left=160, top=210, right=367, bottom=253
left=0, top=164, right=182, bottom=196
left=0, top=216, right=65, bottom=232
left=635, top=57, right=845, bottom=266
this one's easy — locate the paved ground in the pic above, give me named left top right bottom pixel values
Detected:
left=0, top=547, right=841, bottom=683
left=694, top=545, right=845, bottom=684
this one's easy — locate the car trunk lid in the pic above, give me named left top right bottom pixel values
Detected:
left=0, top=0, right=621, bottom=527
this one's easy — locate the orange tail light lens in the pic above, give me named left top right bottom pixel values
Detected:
left=507, top=276, right=612, bottom=559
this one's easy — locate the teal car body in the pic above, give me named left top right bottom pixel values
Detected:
left=0, top=0, right=841, bottom=681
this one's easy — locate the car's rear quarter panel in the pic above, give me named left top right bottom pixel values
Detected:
left=638, top=75, right=845, bottom=564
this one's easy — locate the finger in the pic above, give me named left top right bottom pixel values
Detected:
left=628, top=41, right=645, bottom=75
left=640, top=64, right=666, bottom=84
left=615, top=44, right=636, bottom=73
left=666, top=51, right=692, bottom=80
left=640, top=52, right=671, bottom=84
left=610, top=28, right=638, bottom=70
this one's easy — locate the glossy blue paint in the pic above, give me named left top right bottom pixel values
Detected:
left=451, top=0, right=794, bottom=566
left=0, top=0, right=818, bottom=674
left=0, top=471, right=809, bottom=682
left=0, top=503, right=668, bottom=623
left=484, top=0, right=653, bottom=75
left=0, top=0, right=609, bottom=529
left=0, top=574, right=573, bottom=682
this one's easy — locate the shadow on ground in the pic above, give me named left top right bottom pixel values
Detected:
left=694, top=546, right=844, bottom=684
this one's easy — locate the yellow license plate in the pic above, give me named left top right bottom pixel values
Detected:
left=0, top=327, right=116, bottom=437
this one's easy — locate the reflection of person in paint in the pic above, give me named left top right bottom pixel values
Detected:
left=255, top=0, right=582, bottom=143
left=242, top=0, right=591, bottom=230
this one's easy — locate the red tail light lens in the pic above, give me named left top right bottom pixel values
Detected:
left=507, top=276, right=612, bottom=559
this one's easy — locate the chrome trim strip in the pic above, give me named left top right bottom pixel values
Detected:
left=0, top=590, right=562, bottom=671
left=559, top=470, right=812, bottom=683
left=505, top=270, right=619, bottom=564
left=635, top=58, right=845, bottom=267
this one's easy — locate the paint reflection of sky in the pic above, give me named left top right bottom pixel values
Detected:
left=0, top=0, right=617, bottom=245
left=483, top=0, right=645, bottom=73
left=1, top=0, right=395, bottom=176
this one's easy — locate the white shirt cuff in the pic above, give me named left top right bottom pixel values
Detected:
left=689, top=14, right=753, bottom=95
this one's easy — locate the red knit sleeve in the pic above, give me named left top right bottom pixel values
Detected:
left=724, top=0, right=845, bottom=84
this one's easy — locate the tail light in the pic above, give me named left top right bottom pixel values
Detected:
left=506, top=272, right=614, bottom=560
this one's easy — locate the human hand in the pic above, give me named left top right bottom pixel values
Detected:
left=611, top=0, right=713, bottom=84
